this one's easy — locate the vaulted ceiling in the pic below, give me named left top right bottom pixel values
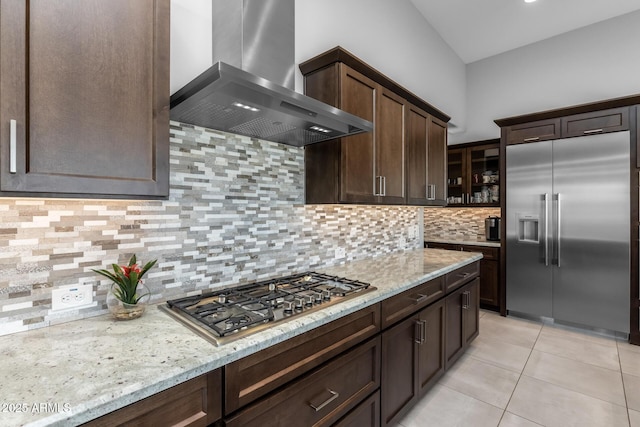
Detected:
left=409, top=0, right=640, bottom=63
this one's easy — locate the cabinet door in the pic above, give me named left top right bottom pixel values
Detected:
left=381, top=314, right=419, bottom=426
left=427, top=116, right=448, bottom=205
left=463, top=278, right=480, bottom=346
left=561, top=107, right=629, bottom=138
left=406, top=104, right=446, bottom=206
left=339, top=65, right=377, bottom=204
left=479, top=258, right=500, bottom=309
left=505, top=118, right=560, bottom=146
left=447, top=147, right=466, bottom=204
left=406, top=104, right=429, bottom=205
left=376, top=87, right=406, bottom=204
left=0, top=0, right=169, bottom=197
left=417, top=299, right=445, bottom=395
left=445, top=286, right=464, bottom=368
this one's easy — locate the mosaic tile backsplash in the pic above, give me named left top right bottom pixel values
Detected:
left=0, top=122, right=423, bottom=336
left=424, top=207, right=501, bottom=241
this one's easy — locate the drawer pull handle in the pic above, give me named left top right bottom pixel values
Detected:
left=457, top=272, right=471, bottom=278
left=523, top=136, right=540, bottom=142
left=412, top=293, right=429, bottom=304
left=10, top=119, right=17, bottom=173
left=583, top=128, right=603, bottom=135
left=309, top=389, right=339, bottom=412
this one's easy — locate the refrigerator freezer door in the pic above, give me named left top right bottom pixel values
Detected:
left=552, top=132, right=630, bottom=333
left=506, top=140, right=553, bottom=317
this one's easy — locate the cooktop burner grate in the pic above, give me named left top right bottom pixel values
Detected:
left=162, top=271, right=373, bottom=344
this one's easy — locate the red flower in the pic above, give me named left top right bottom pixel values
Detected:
left=121, top=264, right=141, bottom=278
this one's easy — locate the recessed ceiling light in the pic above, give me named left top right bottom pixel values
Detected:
left=524, top=0, right=537, bottom=3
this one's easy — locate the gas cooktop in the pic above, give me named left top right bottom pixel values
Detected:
left=159, top=271, right=374, bottom=346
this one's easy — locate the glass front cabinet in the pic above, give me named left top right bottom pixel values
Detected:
left=447, top=140, right=499, bottom=207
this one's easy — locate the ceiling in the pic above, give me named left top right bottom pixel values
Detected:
left=409, top=0, right=640, bottom=64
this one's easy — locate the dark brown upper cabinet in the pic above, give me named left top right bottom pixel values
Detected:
left=406, top=104, right=447, bottom=206
left=0, top=0, right=170, bottom=198
left=301, top=46, right=449, bottom=206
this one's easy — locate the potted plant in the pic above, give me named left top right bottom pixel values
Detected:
left=93, top=254, right=157, bottom=320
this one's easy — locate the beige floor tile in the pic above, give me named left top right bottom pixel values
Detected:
left=624, top=373, right=640, bottom=411
left=523, top=350, right=625, bottom=406
left=534, top=329, right=620, bottom=371
left=620, top=347, right=640, bottom=376
left=618, top=340, right=640, bottom=354
left=438, top=354, right=520, bottom=409
left=499, top=412, right=543, bottom=427
left=542, top=323, right=618, bottom=347
left=507, top=376, right=629, bottom=427
left=397, top=383, right=503, bottom=427
left=630, top=409, right=640, bottom=427
left=480, top=313, right=542, bottom=349
left=466, top=335, right=532, bottom=373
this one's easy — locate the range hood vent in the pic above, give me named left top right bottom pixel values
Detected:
left=169, top=0, right=373, bottom=147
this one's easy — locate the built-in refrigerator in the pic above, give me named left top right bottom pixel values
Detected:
left=506, top=131, right=630, bottom=333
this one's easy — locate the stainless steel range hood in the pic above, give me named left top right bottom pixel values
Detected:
left=169, top=0, right=373, bottom=147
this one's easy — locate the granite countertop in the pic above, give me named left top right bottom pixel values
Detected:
left=425, top=237, right=501, bottom=248
left=0, top=248, right=481, bottom=427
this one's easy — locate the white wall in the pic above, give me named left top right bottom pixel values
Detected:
left=450, top=9, right=640, bottom=144
left=295, top=0, right=466, bottom=127
left=169, top=0, right=467, bottom=128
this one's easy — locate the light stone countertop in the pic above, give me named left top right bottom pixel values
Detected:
left=425, top=237, right=501, bottom=248
left=0, top=248, right=481, bottom=427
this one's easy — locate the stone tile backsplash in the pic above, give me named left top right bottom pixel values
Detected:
left=424, top=207, right=501, bottom=241
left=0, top=122, right=422, bottom=336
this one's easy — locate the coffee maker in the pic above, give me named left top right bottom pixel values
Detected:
left=485, top=216, right=501, bottom=241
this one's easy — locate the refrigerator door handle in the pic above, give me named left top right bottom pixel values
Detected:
left=543, top=193, right=549, bottom=266
left=556, top=193, right=562, bottom=267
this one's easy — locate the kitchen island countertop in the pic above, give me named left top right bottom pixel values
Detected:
left=0, top=248, right=481, bottom=427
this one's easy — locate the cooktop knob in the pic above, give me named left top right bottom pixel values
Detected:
left=313, top=292, right=323, bottom=304
left=304, top=295, right=314, bottom=307
left=322, top=289, right=332, bottom=301
left=283, top=300, right=294, bottom=314
left=294, top=297, right=304, bottom=310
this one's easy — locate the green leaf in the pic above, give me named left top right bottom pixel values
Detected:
left=129, top=254, right=136, bottom=266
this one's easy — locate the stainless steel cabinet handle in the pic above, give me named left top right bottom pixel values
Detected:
left=382, top=176, right=386, bottom=196
left=374, top=176, right=382, bottom=196
left=457, top=272, right=470, bottom=278
left=543, top=193, right=549, bottom=266
left=414, top=320, right=427, bottom=344
left=309, top=389, right=339, bottom=412
left=556, top=193, right=562, bottom=267
left=583, top=128, right=604, bottom=135
left=412, top=293, right=429, bottom=304
left=10, top=119, right=17, bottom=174
left=426, top=184, right=436, bottom=200
left=462, top=291, right=470, bottom=309
left=524, top=136, right=540, bottom=142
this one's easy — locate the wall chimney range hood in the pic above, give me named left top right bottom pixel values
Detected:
left=169, top=0, right=373, bottom=147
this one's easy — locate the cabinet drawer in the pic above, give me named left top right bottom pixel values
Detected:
left=225, top=304, right=380, bottom=413
left=83, top=370, right=221, bottom=427
left=334, top=390, right=380, bottom=427
left=225, top=337, right=381, bottom=427
left=562, top=107, right=629, bottom=138
left=445, top=262, right=480, bottom=292
left=381, top=277, right=445, bottom=329
left=505, top=118, right=560, bottom=145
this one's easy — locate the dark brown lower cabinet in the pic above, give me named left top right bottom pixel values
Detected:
left=334, top=391, right=381, bottom=427
left=445, top=278, right=480, bottom=368
left=224, top=337, right=381, bottom=427
left=381, top=300, right=445, bottom=426
left=82, top=370, right=221, bottom=427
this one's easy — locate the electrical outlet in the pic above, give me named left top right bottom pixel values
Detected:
left=408, top=225, right=418, bottom=240
left=334, top=247, right=346, bottom=259
left=52, top=284, right=93, bottom=311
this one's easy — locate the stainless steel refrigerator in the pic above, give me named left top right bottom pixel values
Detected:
left=506, top=131, right=630, bottom=333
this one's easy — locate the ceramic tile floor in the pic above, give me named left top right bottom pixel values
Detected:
left=397, top=310, right=640, bottom=427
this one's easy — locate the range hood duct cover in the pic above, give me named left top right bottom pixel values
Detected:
left=169, top=0, right=373, bottom=147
